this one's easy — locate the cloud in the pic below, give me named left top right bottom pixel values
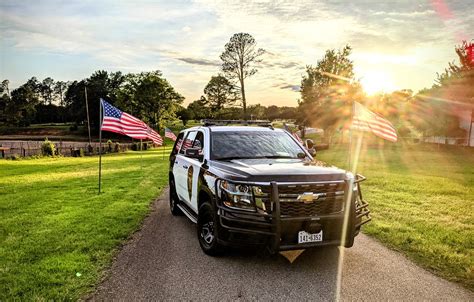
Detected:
left=176, top=57, right=221, bottom=66
left=279, top=84, right=300, bottom=92
left=1, top=0, right=474, bottom=106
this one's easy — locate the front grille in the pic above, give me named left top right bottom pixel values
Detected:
left=259, top=182, right=345, bottom=217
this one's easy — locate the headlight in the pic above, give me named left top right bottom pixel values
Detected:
left=219, top=180, right=254, bottom=211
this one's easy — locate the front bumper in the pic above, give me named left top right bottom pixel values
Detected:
left=215, top=175, right=371, bottom=252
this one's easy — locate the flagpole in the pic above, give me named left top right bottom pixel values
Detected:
left=140, top=139, right=143, bottom=169
left=98, top=99, right=103, bottom=194
left=85, top=86, right=92, bottom=146
left=162, top=133, right=165, bottom=160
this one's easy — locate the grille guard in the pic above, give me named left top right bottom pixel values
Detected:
left=354, top=174, right=372, bottom=229
left=214, top=174, right=372, bottom=252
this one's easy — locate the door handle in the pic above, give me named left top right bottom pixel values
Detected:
left=182, top=165, right=188, bottom=169
left=174, top=160, right=179, bottom=164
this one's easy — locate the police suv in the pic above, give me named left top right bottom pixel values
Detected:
left=168, top=120, right=370, bottom=255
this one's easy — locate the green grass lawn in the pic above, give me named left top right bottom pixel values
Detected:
left=0, top=149, right=170, bottom=300
left=317, top=143, right=474, bottom=290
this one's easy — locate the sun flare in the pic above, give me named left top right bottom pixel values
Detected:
left=360, top=71, right=398, bottom=95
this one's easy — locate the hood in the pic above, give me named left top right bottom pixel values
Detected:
left=209, top=158, right=347, bottom=182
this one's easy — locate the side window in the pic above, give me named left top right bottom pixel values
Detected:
left=172, top=132, right=185, bottom=155
left=179, top=131, right=197, bottom=154
left=193, top=131, right=204, bottom=154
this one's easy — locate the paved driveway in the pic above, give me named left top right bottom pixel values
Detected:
left=92, top=188, right=473, bottom=301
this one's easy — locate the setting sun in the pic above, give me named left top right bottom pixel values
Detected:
left=360, top=71, right=398, bottom=95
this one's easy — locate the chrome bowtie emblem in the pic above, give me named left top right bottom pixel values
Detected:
left=297, top=192, right=319, bottom=203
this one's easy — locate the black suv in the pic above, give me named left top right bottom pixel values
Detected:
left=169, top=122, right=370, bottom=255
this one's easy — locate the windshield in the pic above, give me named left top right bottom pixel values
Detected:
left=211, top=131, right=305, bottom=160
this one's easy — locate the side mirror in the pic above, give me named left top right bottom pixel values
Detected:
left=185, top=148, right=203, bottom=160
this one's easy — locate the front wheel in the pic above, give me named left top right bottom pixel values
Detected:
left=197, top=202, right=224, bottom=256
left=169, top=178, right=182, bottom=216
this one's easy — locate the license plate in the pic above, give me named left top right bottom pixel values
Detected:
left=298, top=230, right=323, bottom=244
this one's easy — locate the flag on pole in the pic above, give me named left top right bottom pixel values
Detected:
left=467, top=43, right=474, bottom=64
left=146, top=125, right=163, bottom=145
left=100, top=99, right=163, bottom=145
left=351, top=101, right=397, bottom=142
left=165, top=127, right=177, bottom=141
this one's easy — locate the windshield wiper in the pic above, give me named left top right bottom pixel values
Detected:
left=260, top=155, right=298, bottom=159
left=215, top=155, right=299, bottom=161
left=214, top=156, right=253, bottom=161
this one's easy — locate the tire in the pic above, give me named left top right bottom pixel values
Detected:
left=197, top=202, right=224, bottom=256
left=169, top=178, right=182, bottom=216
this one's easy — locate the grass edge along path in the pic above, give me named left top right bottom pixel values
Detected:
left=317, top=144, right=474, bottom=291
left=0, top=149, right=170, bottom=300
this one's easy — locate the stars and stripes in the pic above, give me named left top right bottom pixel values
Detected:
left=467, top=43, right=474, bottom=64
left=182, top=139, right=193, bottom=151
left=146, top=125, right=163, bottom=145
left=100, top=99, right=162, bottom=145
left=165, top=128, right=177, bottom=141
left=351, top=101, right=398, bottom=142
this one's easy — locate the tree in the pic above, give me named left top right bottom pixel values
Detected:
left=220, top=33, right=264, bottom=117
left=40, top=77, right=55, bottom=105
left=247, top=104, right=265, bottom=120
left=187, top=96, right=212, bottom=120
left=177, top=105, right=192, bottom=126
left=125, top=71, right=184, bottom=131
left=64, top=71, right=124, bottom=131
left=204, top=75, right=238, bottom=112
left=433, top=41, right=474, bottom=104
left=0, top=80, right=10, bottom=124
left=298, top=45, right=363, bottom=138
left=54, top=81, right=69, bottom=107
left=1, top=80, right=10, bottom=96
left=7, top=78, right=41, bottom=126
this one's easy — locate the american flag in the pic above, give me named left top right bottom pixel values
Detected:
left=165, top=128, right=177, bottom=141
left=351, top=101, right=397, bottom=142
left=146, top=125, right=163, bottom=146
left=182, top=138, right=193, bottom=151
left=100, top=99, right=163, bottom=145
left=467, top=43, right=474, bottom=64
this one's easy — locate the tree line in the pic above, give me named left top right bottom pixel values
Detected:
left=0, top=71, right=184, bottom=132
left=1, top=32, right=472, bottom=141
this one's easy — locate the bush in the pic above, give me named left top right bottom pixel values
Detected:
left=7, top=153, right=21, bottom=160
left=106, top=140, right=113, bottom=152
left=71, top=148, right=84, bottom=157
left=41, top=138, right=56, bottom=156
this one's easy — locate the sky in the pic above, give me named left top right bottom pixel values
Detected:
left=1, top=0, right=473, bottom=106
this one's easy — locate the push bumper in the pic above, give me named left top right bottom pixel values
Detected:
left=215, top=175, right=371, bottom=252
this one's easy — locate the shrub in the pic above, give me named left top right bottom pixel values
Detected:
left=131, top=142, right=140, bottom=151
left=69, top=123, right=78, bottom=131
left=71, top=148, right=84, bottom=157
left=7, top=153, right=21, bottom=160
left=107, top=140, right=113, bottom=152
left=41, top=138, right=56, bottom=156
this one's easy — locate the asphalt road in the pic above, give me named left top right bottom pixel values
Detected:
left=92, top=187, right=473, bottom=301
